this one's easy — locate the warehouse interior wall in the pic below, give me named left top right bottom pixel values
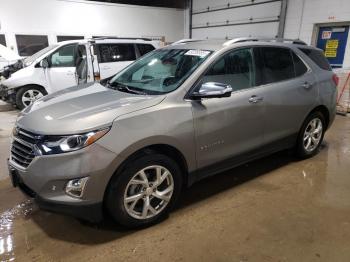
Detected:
left=284, top=0, right=350, bottom=68
left=0, top=0, right=185, bottom=54
left=189, top=0, right=282, bottom=39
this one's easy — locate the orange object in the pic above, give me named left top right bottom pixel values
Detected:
left=337, top=72, right=350, bottom=103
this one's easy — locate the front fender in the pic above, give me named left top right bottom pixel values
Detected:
left=2, top=67, right=47, bottom=90
left=96, top=102, right=197, bottom=173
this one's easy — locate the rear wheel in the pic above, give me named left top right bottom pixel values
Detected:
left=15, top=86, right=47, bottom=110
left=106, top=153, right=182, bottom=228
left=296, top=111, right=325, bottom=159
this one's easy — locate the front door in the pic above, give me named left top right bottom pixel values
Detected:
left=46, top=44, right=77, bottom=93
left=317, top=26, right=349, bottom=68
left=191, top=48, right=265, bottom=169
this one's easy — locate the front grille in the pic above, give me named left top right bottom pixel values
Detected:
left=11, top=128, right=42, bottom=168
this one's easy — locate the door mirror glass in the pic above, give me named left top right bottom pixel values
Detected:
left=40, top=58, right=49, bottom=68
left=192, top=82, right=233, bottom=99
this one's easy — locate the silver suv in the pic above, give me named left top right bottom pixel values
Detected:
left=8, top=38, right=337, bottom=228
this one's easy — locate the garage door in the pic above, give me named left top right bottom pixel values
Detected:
left=190, top=0, right=284, bottom=39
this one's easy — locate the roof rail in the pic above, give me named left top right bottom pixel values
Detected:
left=171, top=39, right=201, bottom=45
left=223, top=37, right=307, bottom=46
left=90, top=37, right=153, bottom=42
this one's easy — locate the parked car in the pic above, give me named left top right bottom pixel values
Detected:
left=8, top=38, right=337, bottom=228
left=0, top=44, right=21, bottom=73
left=0, top=37, right=159, bottom=109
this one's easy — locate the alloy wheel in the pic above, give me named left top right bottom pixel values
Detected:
left=22, top=89, right=44, bottom=107
left=123, top=165, right=174, bottom=220
left=303, top=118, right=323, bottom=152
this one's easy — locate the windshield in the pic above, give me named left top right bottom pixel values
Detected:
left=23, top=45, right=59, bottom=66
left=109, top=48, right=212, bottom=94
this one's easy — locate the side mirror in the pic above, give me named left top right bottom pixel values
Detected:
left=191, top=82, right=233, bottom=99
left=40, top=58, right=49, bottom=68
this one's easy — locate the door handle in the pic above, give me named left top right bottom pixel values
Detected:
left=102, top=66, right=111, bottom=70
left=67, top=71, right=74, bottom=76
left=248, top=95, right=264, bottom=104
left=302, top=81, right=313, bottom=89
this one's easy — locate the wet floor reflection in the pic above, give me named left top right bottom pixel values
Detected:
left=0, top=200, right=33, bottom=261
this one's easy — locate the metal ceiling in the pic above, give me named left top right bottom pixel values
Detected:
left=89, top=0, right=188, bottom=8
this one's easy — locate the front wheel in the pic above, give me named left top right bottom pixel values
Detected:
left=296, top=111, right=326, bottom=159
left=15, top=86, right=47, bottom=110
left=106, top=153, right=183, bottom=228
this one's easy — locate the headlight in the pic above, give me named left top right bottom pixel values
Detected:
left=37, top=128, right=110, bottom=155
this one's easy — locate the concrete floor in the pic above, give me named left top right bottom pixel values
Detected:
left=0, top=111, right=350, bottom=262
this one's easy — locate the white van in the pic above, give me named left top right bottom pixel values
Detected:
left=0, top=44, right=21, bottom=72
left=0, top=38, right=159, bottom=109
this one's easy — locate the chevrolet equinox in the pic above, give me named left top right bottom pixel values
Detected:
left=8, top=38, right=337, bottom=228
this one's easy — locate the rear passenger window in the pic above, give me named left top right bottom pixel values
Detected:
left=299, top=48, right=332, bottom=71
left=98, top=44, right=136, bottom=63
left=203, top=48, right=255, bottom=91
left=292, top=52, right=308, bottom=76
left=260, top=47, right=294, bottom=84
left=137, top=44, right=155, bottom=56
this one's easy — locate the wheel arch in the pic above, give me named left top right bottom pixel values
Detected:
left=16, top=84, right=48, bottom=94
left=307, top=105, right=330, bottom=129
left=103, top=143, right=190, bottom=204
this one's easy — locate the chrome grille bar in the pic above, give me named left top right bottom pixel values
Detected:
left=11, top=128, right=40, bottom=168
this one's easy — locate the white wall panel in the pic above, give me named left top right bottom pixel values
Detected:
left=190, top=0, right=281, bottom=39
left=0, top=0, right=185, bottom=53
left=192, top=22, right=279, bottom=39
left=193, top=0, right=274, bottom=12
left=192, top=2, right=281, bottom=27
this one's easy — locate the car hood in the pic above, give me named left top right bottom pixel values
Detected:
left=17, top=82, right=166, bottom=135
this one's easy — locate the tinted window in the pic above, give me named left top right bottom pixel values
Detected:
left=137, top=44, right=155, bottom=56
left=57, top=35, right=84, bottom=42
left=299, top=48, right=332, bottom=71
left=110, top=49, right=212, bottom=94
left=49, top=45, right=76, bottom=67
left=292, top=52, right=308, bottom=77
left=0, top=34, right=6, bottom=46
left=16, top=35, right=49, bottom=56
left=203, top=48, right=255, bottom=91
left=98, top=44, right=136, bottom=63
left=259, top=47, right=294, bottom=84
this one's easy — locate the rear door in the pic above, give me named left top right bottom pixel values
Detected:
left=46, top=44, right=78, bottom=93
left=97, top=43, right=136, bottom=79
left=191, top=47, right=265, bottom=169
left=256, top=47, right=317, bottom=144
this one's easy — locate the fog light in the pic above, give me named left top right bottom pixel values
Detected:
left=65, top=177, right=89, bottom=198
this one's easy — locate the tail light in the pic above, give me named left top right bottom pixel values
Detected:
left=332, top=74, right=339, bottom=86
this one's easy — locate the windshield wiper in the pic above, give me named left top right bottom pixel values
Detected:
left=107, top=81, right=147, bottom=95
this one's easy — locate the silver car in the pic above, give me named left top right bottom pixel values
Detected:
left=8, top=38, right=337, bottom=228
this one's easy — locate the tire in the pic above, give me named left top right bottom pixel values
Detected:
left=15, top=86, right=47, bottom=110
left=106, top=153, right=183, bottom=228
left=296, top=111, right=326, bottom=159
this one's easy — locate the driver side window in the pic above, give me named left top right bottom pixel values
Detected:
left=49, top=44, right=76, bottom=67
left=202, top=48, right=256, bottom=92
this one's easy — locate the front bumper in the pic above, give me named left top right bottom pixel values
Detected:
left=9, top=165, right=103, bottom=222
left=0, top=83, right=15, bottom=103
left=8, top=142, right=124, bottom=222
